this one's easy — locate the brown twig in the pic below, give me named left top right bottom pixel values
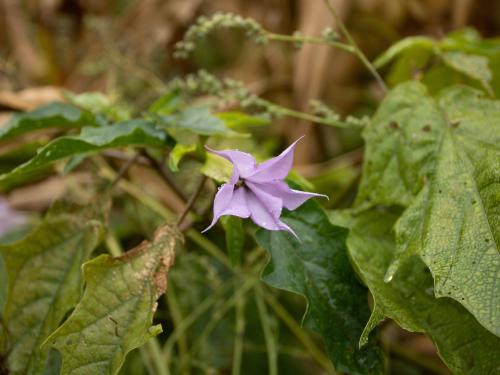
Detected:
left=139, top=149, right=188, bottom=202
left=109, top=152, right=141, bottom=189
left=177, top=175, right=207, bottom=229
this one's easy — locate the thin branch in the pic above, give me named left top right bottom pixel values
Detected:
left=177, top=175, right=207, bottom=228
left=140, top=149, right=188, bottom=202
left=255, top=286, right=278, bottom=375
left=323, top=0, right=387, bottom=93
left=109, top=152, right=141, bottom=189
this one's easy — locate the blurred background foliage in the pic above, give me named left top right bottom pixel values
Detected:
left=1, top=0, right=499, bottom=374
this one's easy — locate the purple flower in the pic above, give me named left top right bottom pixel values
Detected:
left=202, top=137, right=327, bottom=238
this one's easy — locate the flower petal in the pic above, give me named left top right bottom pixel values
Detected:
left=246, top=182, right=298, bottom=238
left=202, top=185, right=250, bottom=232
left=247, top=136, right=303, bottom=183
left=252, top=180, right=327, bottom=210
left=206, top=147, right=257, bottom=180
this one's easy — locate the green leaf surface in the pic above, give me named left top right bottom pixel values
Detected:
left=0, top=120, right=168, bottom=187
left=64, top=92, right=131, bottom=122
left=159, top=106, right=245, bottom=137
left=0, top=201, right=107, bottom=375
left=355, top=82, right=444, bottom=207
left=356, top=81, right=500, bottom=336
left=336, top=209, right=500, bottom=375
left=0, top=102, right=100, bottom=142
left=256, top=201, right=384, bottom=375
left=200, top=152, right=233, bottom=183
left=374, top=36, right=435, bottom=68
left=440, top=52, right=493, bottom=95
left=47, top=223, right=180, bottom=375
left=168, top=143, right=197, bottom=172
left=221, top=216, right=244, bottom=266
left=216, top=111, right=270, bottom=128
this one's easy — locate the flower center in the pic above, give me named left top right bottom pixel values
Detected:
left=235, top=179, right=245, bottom=188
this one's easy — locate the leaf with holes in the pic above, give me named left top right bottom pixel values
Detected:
left=0, top=200, right=107, bottom=375
left=334, top=209, right=500, bottom=375
left=46, top=223, right=180, bottom=375
left=356, top=81, right=500, bottom=336
left=256, top=200, right=384, bottom=375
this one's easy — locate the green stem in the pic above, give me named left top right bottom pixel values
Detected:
left=177, top=278, right=257, bottom=372
left=323, top=0, right=387, bottom=93
left=185, top=229, right=233, bottom=269
left=266, top=32, right=355, bottom=53
left=162, top=280, right=235, bottom=359
left=262, top=290, right=337, bottom=375
left=256, top=97, right=360, bottom=129
left=255, top=286, right=278, bottom=375
left=165, top=284, right=190, bottom=375
left=232, top=290, right=247, bottom=375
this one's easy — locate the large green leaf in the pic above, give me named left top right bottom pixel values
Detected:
left=0, top=103, right=100, bottom=142
left=0, top=202, right=107, bottom=375
left=256, top=201, right=384, bottom=375
left=46, top=223, right=180, bottom=375
left=355, top=82, right=444, bottom=207
left=356, top=82, right=500, bottom=336
left=0, top=120, right=169, bottom=187
left=335, top=209, right=500, bottom=375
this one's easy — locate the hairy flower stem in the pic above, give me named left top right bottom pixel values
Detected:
left=323, top=0, right=388, bottom=94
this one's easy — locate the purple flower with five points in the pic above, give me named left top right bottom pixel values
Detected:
left=202, top=137, right=327, bottom=238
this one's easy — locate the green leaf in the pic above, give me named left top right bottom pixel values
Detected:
left=159, top=106, right=246, bottom=137
left=0, top=103, right=100, bottom=142
left=216, top=111, right=270, bottom=129
left=336, top=209, right=500, bottom=375
left=0, top=201, right=107, bottom=375
left=200, top=152, right=233, bottom=183
left=0, top=120, right=168, bottom=187
left=355, top=82, right=444, bottom=207
left=221, top=216, right=244, bottom=266
left=168, top=143, right=197, bottom=172
left=256, top=201, right=384, bottom=375
left=374, top=36, right=435, bottom=68
left=148, top=90, right=184, bottom=115
left=64, top=92, right=131, bottom=122
left=46, top=223, right=180, bottom=375
left=356, top=82, right=500, bottom=336
left=440, top=52, right=493, bottom=95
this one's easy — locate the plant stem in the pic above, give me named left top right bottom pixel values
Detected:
left=255, top=98, right=360, bottom=129
left=140, top=149, right=188, bottom=202
left=323, top=0, right=387, bottom=93
left=165, top=284, right=190, bottom=375
left=255, top=286, right=278, bottom=375
left=177, top=175, right=207, bottom=228
left=262, top=291, right=337, bottom=375
left=109, top=152, right=140, bottom=189
left=232, top=291, right=247, bottom=375
left=162, top=280, right=235, bottom=359
left=176, top=278, right=257, bottom=372
left=266, top=32, right=355, bottom=53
